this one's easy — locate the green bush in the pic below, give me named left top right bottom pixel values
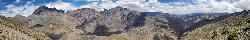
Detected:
left=227, top=32, right=237, bottom=40
left=211, top=31, right=217, bottom=38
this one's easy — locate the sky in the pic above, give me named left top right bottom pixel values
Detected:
left=0, top=0, right=250, bottom=17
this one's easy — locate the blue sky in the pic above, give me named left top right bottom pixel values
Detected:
left=0, top=0, right=249, bottom=17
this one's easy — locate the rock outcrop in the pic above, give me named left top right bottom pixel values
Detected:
left=33, top=6, right=64, bottom=15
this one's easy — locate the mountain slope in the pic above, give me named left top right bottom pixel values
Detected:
left=183, top=10, right=250, bottom=40
left=0, top=15, right=50, bottom=40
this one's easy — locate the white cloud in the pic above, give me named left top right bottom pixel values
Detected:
left=72, top=0, right=85, bottom=2
left=1, top=0, right=250, bottom=17
left=85, top=0, right=99, bottom=2
left=0, top=1, right=80, bottom=17
left=233, top=0, right=250, bottom=10
left=79, top=0, right=249, bottom=14
left=46, top=2, right=77, bottom=10
left=0, top=2, right=39, bottom=17
left=0, top=1, right=79, bottom=17
left=5, top=4, right=16, bottom=8
left=80, top=0, right=117, bottom=11
left=14, top=0, right=21, bottom=3
left=0, top=4, right=18, bottom=17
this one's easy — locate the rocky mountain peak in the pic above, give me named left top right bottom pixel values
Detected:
left=32, top=6, right=64, bottom=15
left=75, top=8, right=98, bottom=14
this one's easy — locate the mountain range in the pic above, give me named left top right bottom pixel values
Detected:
left=0, top=6, right=250, bottom=40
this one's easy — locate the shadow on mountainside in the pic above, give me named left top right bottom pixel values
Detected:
left=86, top=24, right=122, bottom=36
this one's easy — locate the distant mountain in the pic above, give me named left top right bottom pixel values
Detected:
left=180, top=13, right=229, bottom=31
left=181, top=13, right=228, bottom=23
